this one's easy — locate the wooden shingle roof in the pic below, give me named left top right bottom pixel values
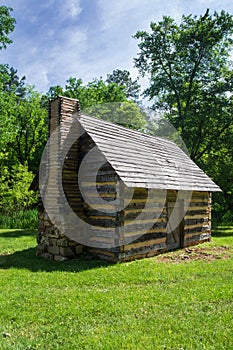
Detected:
left=78, top=113, right=221, bottom=192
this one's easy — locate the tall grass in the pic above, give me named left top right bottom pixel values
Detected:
left=0, top=209, right=37, bottom=229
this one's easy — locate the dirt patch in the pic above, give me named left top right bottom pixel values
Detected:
left=155, top=246, right=232, bottom=263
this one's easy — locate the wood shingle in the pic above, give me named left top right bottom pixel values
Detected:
left=78, top=113, right=221, bottom=192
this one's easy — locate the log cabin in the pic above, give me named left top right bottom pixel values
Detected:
left=34, top=96, right=221, bottom=262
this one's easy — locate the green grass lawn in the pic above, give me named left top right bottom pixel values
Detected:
left=0, top=226, right=233, bottom=350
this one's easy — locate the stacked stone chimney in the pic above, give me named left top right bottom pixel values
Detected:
left=37, top=96, right=84, bottom=260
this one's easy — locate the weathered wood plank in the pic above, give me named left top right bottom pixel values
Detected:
left=123, top=237, right=166, bottom=251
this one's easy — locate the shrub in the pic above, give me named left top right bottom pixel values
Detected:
left=0, top=163, right=37, bottom=214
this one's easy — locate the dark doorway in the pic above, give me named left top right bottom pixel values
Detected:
left=166, top=200, right=184, bottom=250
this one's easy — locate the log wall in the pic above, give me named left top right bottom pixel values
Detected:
left=114, top=190, right=211, bottom=262
left=116, top=186, right=167, bottom=261
left=183, top=191, right=211, bottom=246
left=73, top=131, right=121, bottom=262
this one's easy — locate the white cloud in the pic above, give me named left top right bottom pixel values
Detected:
left=98, top=0, right=182, bottom=31
left=2, top=0, right=232, bottom=95
left=59, top=0, right=82, bottom=20
left=23, top=25, right=88, bottom=92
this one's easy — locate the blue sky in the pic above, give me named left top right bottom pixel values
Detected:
left=1, top=0, right=233, bottom=93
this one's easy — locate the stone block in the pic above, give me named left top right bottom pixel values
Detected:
left=41, top=236, right=50, bottom=245
left=37, top=243, right=47, bottom=253
left=48, top=228, right=61, bottom=238
left=47, top=245, right=60, bottom=255
left=75, top=245, right=83, bottom=255
left=48, top=238, right=57, bottom=246
left=68, top=240, right=79, bottom=247
left=60, top=246, right=75, bottom=257
left=57, top=238, right=69, bottom=247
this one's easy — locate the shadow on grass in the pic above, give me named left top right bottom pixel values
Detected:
left=212, top=225, right=233, bottom=237
left=0, top=247, right=111, bottom=272
left=1, top=226, right=232, bottom=272
left=0, top=229, right=111, bottom=272
left=0, top=229, right=36, bottom=238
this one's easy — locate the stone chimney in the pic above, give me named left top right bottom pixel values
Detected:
left=37, top=96, right=84, bottom=260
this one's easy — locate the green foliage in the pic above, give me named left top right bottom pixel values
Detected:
left=0, top=5, right=16, bottom=50
left=0, top=64, right=26, bottom=97
left=84, top=101, right=147, bottom=131
left=0, top=85, right=48, bottom=172
left=46, top=77, right=127, bottom=109
left=204, top=140, right=233, bottom=223
left=0, top=227, right=233, bottom=349
left=106, top=69, right=141, bottom=101
left=0, top=11, right=40, bottom=220
left=134, top=9, right=233, bottom=160
left=134, top=9, right=233, bottom=218
left=45, top=77, right=147, bottom=130
left=0, top=75, right=46, bottom=217
left=0, top=161, right=37, bottom=214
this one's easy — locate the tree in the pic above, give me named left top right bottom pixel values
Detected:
left=45, top=77, right=127, bottom=109
left=0, top=6, right=42, bottom=217
left=200, top=125, right=233, bottom=222
left=85, top=101, right=146, bottom=131
left=66, top=77, right=128, bottom=107
left=0, top=64, right=26, bottom=97
left=0, top=85, right=48, bottom=172
left=0, top=83, right=47, bottom=215
left=0, top=160, right=37, bottom=214
left=0, top=5, right=16, bottom=50
left=106, top=69, right=141, bottom=102
left=134, top=10, right=233, bottom=218
left=134, top=10, right=233, bottom=162
left=45, top=77, right=146, bottom=131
